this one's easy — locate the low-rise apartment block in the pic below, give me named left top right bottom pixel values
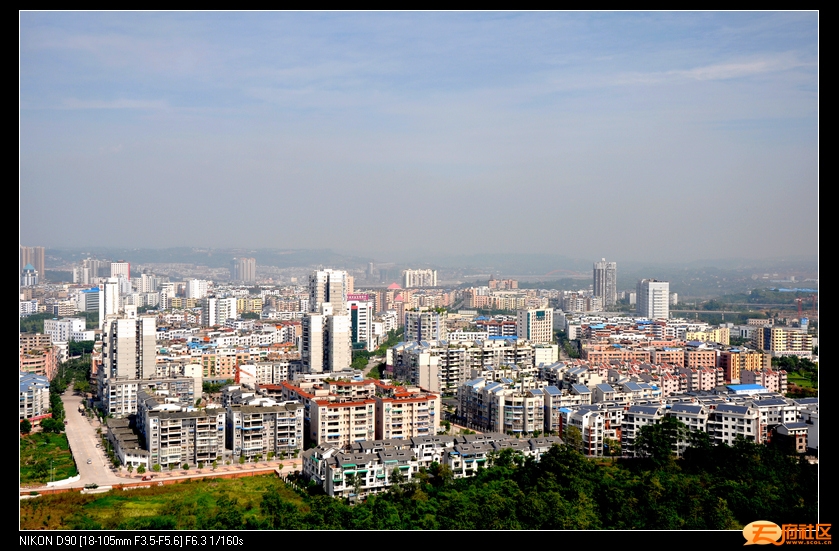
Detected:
left=375, top=392, right=440, bottom=440
left=226, top=401, right=304, bottom=460
left=20, top=371, right=50, bottom=420
left=137, top=392, right=226, bottom=469
left=98, top=374, right=198, bottom=417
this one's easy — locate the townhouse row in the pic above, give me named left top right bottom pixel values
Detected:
left=303, top=433, right=564, bottom=498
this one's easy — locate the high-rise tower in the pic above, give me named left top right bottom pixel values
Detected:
left=99, top=277, right=120, bottom=329
left=20, top=246, right=45, bottom=280
left=402, top=269, right=437, bottom=288
left=303, top=269, right=351, bottom=373
left=232, top=257, right=256, bottom=283
left=110, top=261, right=130, bottom=280
left=593, top=259, right=617, bottom=309
left=308, top=269, right=348, bottom=314
left=101, top=316, right=157, bottom=380
left=636, top=279, right=669, bottom=319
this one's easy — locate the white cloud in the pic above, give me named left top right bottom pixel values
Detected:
left=60, top=98, right=169, bottom=110
left=671, top=55, right=809, bottom=81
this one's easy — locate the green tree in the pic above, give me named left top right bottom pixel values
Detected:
left=152, top=464, right=161, bottom=472
left=634, top=417, right=689, bottom=468
left=137, top=464, right=146, bottom=474
left=344, top=472, right=362, bottom=497
left=41, top=418, right=64, bottom=434
left=564, top=426, right=583, bottom=453
left=261, top=491, right=302, bottom=529
left=389, top=466, right=406, bottom=488
left=68, top=340, right=95, bottom=356
left=20, top=419, right=32, bottom=434
left=74, top=379, right=90, bottom=394
left=604, top=437, right=621, bottom=457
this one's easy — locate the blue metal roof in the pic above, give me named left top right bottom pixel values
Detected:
left=728, top=384, right=765, bottom=391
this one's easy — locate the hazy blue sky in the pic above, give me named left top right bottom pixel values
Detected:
left=20, top=12, right=818, bottom=262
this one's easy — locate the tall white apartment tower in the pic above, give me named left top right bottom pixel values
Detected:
left=99, top=277, right=121, bottom=329
left=303, top=269, right=351, bottom=373
left=636, top=279, right=670, bottom=319
left=203, top=296, right=238, bottom=327
left=302, top=314, right=326, bottom=373
left=186, top=279, right=209, bottom=299
left=348, top=298, right=375, bottom=352
left=402, top=269, right=437, bottom=288
left=110, top=261, right=131, bottom=280
left=326, top=315, right=352, bottom=371
left=101, top=316, right=157, bottom=380
left=308, top=269, right=348, bottom=314
left=593, top=259, right=617, bottom=309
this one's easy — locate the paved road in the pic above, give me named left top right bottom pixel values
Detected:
left=362, top=357, right=384, bottom=377
left=57, top=387, right=123, bottom=487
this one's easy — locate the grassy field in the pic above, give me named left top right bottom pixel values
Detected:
left=20, top=432, right=77, bottom=485
left=20, top=475, right=302, bottom=530
left=787, top=372, right=815, bottom=389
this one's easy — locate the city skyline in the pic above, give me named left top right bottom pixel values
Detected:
left=20, top=12, right=818, bottom=262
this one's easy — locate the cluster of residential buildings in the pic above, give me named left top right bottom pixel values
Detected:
left=107, top=386, right=304, bottom=470
left=455, top=358, right=817, bottom=454
left=19, top=254, right=817, bottom=489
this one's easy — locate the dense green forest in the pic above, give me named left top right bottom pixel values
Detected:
left=21, top=436, right=816, bottom=530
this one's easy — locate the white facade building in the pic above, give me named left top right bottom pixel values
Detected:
left=309, top=269, right=348, bottom=314
left=202, top=296, right=237, bottom=327
left=402, top=269, right=437, bottom=288
left=186, top=279, right=210, bottom=299
left=102, top=316, right=157, bottom=380
left=517, top=308, right=554, bottom=344
left=404, top=308, right=448, bottom=342
left=99, top=277, right=120, bottom=329
left=348, top=299, right=375, bottom=352
left=636, top=279, right=669, bottom=319
left=43, top=317, right=87, bottom=343
left=110, top=261, right=130, bottom=280
left=303, top=269, right=351, bottom=373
